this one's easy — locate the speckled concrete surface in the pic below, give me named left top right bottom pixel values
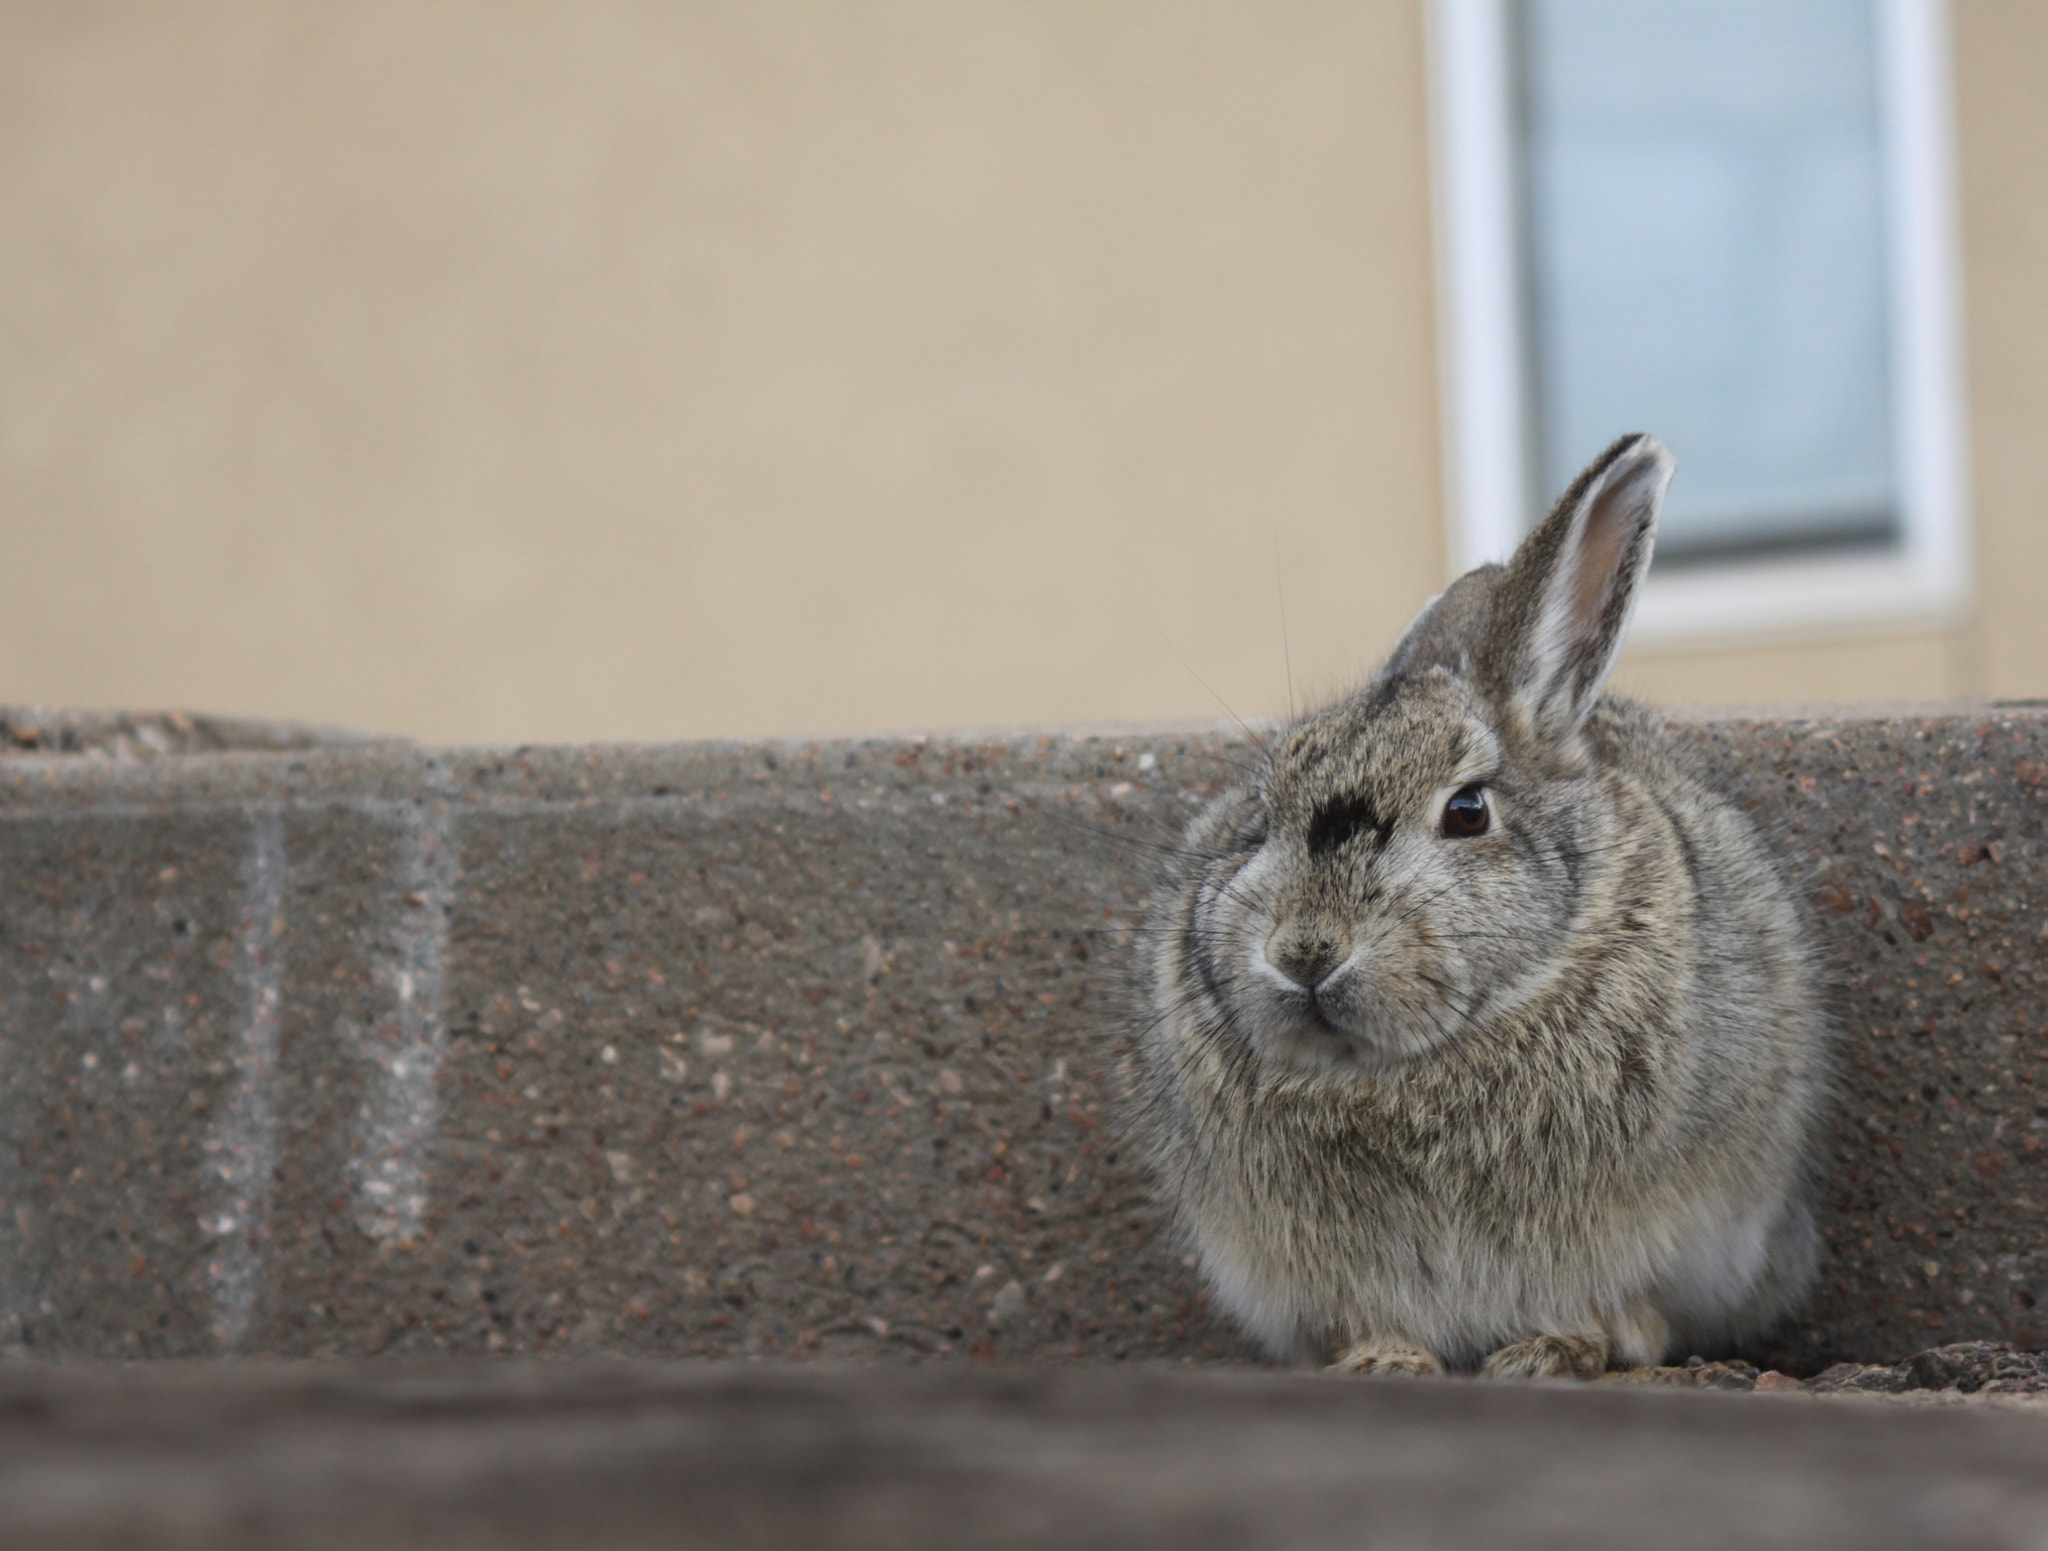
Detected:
left=0, top=706, right=2042, bottom=1370
left=1676, top=710, right=2048, bottom=1365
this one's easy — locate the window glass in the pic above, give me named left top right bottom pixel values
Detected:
left=1520, top=0, right=1896, bottom=563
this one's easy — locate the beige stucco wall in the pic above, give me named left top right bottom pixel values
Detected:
left=0, top=3, right=2040, bottom=742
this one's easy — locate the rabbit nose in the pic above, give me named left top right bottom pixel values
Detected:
left=1265, top=927, right=1349, bottom=991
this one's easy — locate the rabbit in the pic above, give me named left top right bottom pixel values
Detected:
left=1125, top=433, right=1827, bottom=1379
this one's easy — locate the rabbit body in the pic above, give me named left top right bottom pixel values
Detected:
left=1127, top=436, right=1826, bottom=1376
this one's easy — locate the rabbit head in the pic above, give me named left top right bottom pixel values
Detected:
left=1194, top=433, right=1674, bottom=1080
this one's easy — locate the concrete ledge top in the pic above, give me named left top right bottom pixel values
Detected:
left=0, top=707, right=393, bottom=760
left=5, top=698, right=2047, bottom=800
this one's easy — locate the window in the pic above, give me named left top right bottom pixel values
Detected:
left=1430, top=0, right=1967, bottom=641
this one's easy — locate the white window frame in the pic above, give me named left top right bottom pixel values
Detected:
left=1427, top=0, right=1971, bottom=643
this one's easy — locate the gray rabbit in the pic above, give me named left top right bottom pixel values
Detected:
left=1127, top=435, right=1827, bottom=1378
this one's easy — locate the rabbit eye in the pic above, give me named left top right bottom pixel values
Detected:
left=1440, top=785, right=1489, bottom=838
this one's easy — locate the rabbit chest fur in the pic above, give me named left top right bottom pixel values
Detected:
left=1125, top=436, right=1828, bottom=1378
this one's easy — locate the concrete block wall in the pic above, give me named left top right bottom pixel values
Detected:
left=0, top=706, right=2043, bottom=1370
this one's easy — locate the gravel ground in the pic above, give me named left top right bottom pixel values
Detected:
left=1605, top=1341, right=2048, bottom=1405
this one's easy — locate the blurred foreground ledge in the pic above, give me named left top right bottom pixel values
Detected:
left=0, top=1360, right=2043, bottom=1550
left=0, top=703, right=2043, bottom=1375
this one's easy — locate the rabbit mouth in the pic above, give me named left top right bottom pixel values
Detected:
left=1247, top=980, right=1457, bottom=1079
left=1253, top=1013, right=1361, bottom=1075
left=1253, top=996, right=1410, bottom=1078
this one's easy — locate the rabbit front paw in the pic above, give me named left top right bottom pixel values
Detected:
left=1328, top=1338, right=1445, bottom=1377
left=1480, top=1334, right=1609, bottom=1381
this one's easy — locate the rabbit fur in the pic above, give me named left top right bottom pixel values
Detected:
left=1126, top=434, right=1826, bottom=1378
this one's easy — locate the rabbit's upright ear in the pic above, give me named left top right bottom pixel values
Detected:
left=1488, top=433, right=1672, bottom=743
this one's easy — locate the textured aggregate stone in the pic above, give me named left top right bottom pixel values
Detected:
left=1671, top=710, right=2048, bottom=1367
left=0, top=704, right=2042, bottom=1371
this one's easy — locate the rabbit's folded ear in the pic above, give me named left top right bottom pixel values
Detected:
left=1489, top=433, right=1672, bottom=742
